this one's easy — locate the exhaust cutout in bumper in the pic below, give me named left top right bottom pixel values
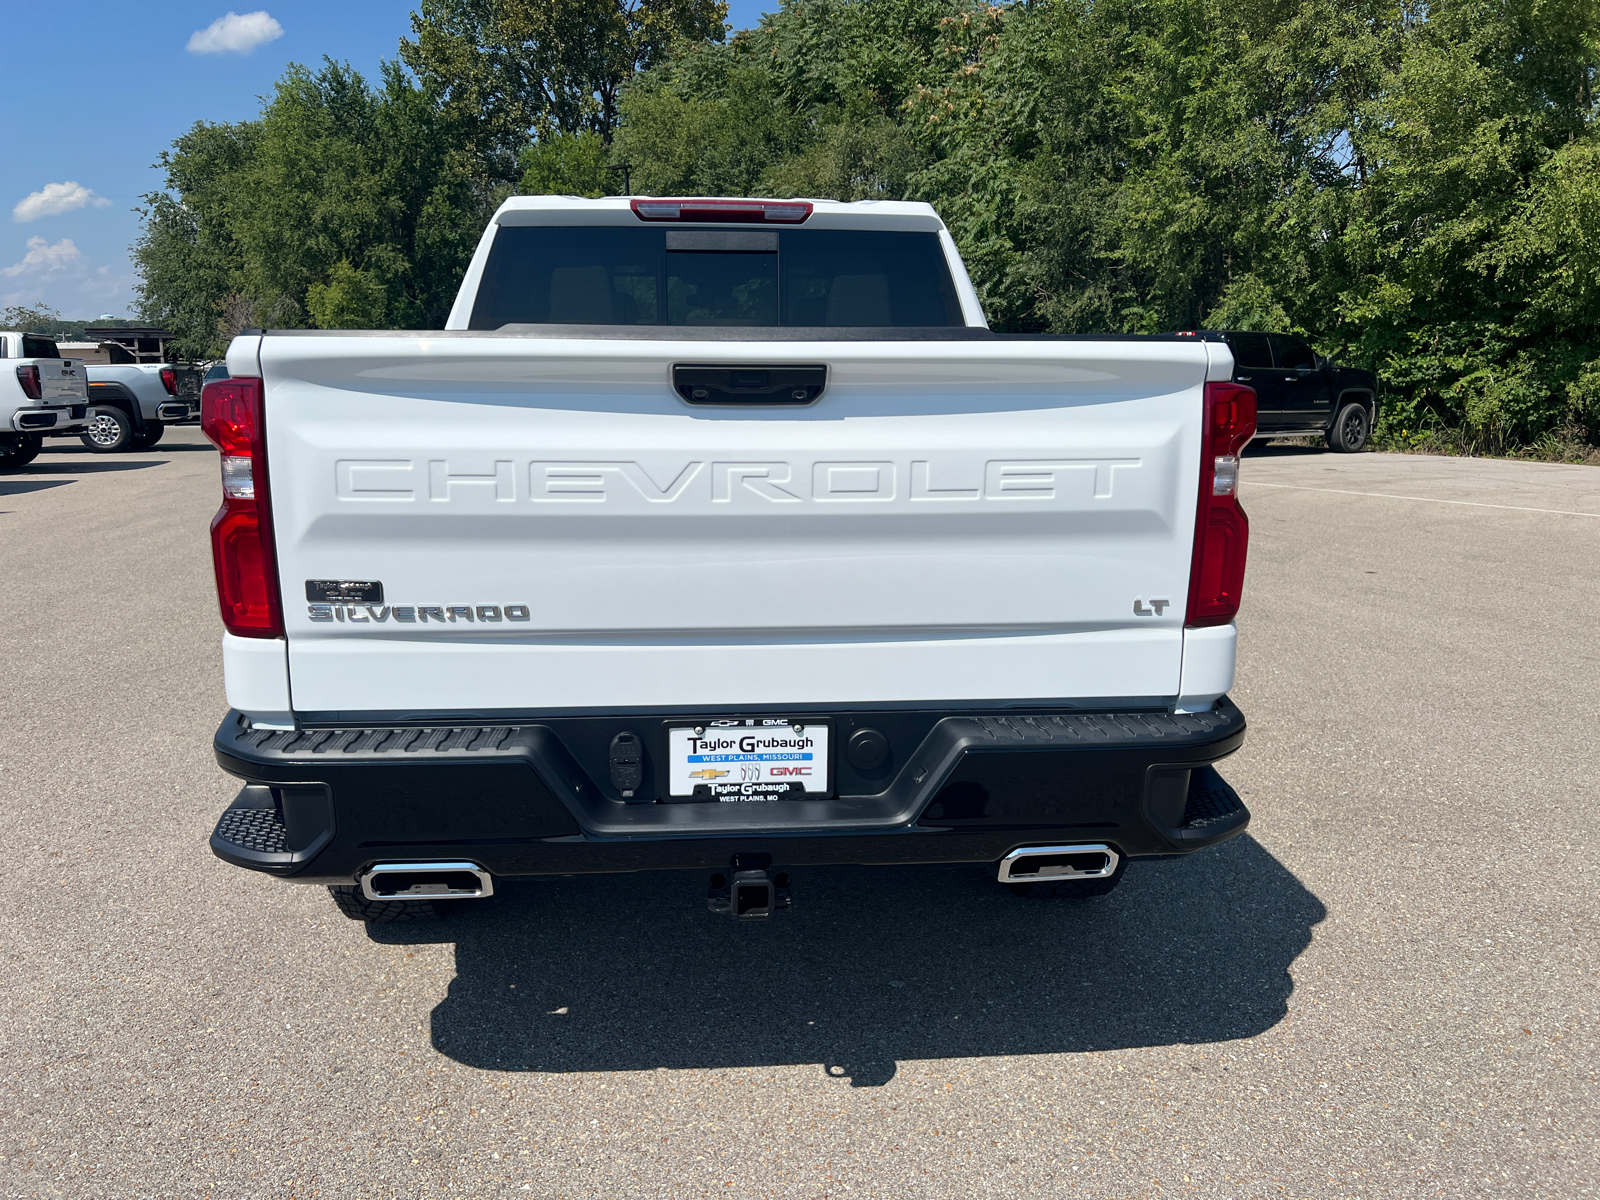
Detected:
left=360, top=861, right=494, bottom=901
left=997, top=844, right=1119, bottom=885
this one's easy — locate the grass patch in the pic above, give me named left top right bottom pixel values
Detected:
left=1371, top=420, right=1600, bottom=466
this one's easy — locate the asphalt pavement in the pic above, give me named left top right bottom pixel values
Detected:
left=1, top=429, right=1595, bottom=1198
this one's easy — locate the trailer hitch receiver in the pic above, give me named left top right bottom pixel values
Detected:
left=708, top=853, right=791, bottom=919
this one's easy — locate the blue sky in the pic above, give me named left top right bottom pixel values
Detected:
left=1, top=1, right=773, bottom=319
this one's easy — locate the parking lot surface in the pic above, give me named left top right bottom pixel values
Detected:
left=1, top=431, right=1596, bottom=1197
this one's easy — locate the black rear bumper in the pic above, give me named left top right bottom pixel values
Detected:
left=210, top=699, right=1249, bottom=883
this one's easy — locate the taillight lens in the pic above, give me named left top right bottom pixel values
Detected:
left=15, top=365, right=41, bottom=400
left=630, top=198, right=813, bottom=224
left=1186, top=381, right=1257, bottom=627
left=201, top=378, right=283, bottom=638
left=159, top=367, right=177, bottom=395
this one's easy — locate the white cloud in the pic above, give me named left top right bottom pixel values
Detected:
left=187, top=10, right=284, bottom=55
left=2, top=237, right=82, bottom=278
left=12, top=182, right=110, bottom=223
left=1, top=238, right=135, bottom=315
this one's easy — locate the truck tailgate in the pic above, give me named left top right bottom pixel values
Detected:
left=39, top=359, right=88, bottom=402
left=254, top=334, right=1211, bottom=716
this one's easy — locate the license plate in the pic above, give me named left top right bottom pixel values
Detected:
left=667, top=719, right=830, bottom=801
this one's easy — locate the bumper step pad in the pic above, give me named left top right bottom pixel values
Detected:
left=210, top=783, right=336, bottom=873
left=1182, top=766, right=1247, bottom=832
left=1171, top=765, right=1250, bottom=845
left=215, top=804, right=289, bottom=856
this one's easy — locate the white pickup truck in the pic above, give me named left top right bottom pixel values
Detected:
left=0, top=332, right=91, bottom=469
left=204, top=196, right=1257, bottom=923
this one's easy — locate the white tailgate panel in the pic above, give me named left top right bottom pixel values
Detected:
left=42, top=360, right=88, bottom=401
left=264, top=337, right=1205, bottom=713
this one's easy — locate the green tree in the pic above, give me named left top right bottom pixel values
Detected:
left=306, top=260, right=390, bottom=328
left=1326, top=0, right=1600, bottom=445
left=611, top=0, right=987, bottom=200
left=613, top=47, right=805, bottom=195
left=135, top=59, right=487, bottom=356
left=762, top=100, right=928, bottom=202
left=401, top=0, right=730, bottom=179
left=519, top=130, right=615, bottom=195
left=133, top=120, right=258, bottom=355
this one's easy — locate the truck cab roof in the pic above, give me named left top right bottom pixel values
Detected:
left=0, top=332, right=62, bottom=359
left=490, top=195, right=949, bottom=231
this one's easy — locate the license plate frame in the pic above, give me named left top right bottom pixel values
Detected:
left=664, top=718, right=832, bottom=801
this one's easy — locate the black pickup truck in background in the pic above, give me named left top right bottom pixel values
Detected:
left=1181, top=330, right=1378, bottom=452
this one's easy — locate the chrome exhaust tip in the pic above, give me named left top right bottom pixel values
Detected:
left=360, top=861, right=494, bottom=901
left=997, top=844, right=1119, bottom=885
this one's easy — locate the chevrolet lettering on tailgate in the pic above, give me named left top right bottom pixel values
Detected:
left=335, top=457, right=1143, bottom=506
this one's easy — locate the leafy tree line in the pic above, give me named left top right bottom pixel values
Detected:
left=135, top=0, right=1600, bottom=450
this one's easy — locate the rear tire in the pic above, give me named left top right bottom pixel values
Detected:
left=1007, top=859, right=1128, bottom=899
left=0, top=434, right=42, bottom=471
left=328, top=884, right=449, bottom=923
left=80, top=406, right=135, bottom=453
left=1326, top=402, right=1371, bottom=452
left=127, top=421, right=165, bottom=451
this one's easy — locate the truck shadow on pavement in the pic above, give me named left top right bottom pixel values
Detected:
left=1, top=461, right=166, bottom=496
left=25, top=459, right=168, bottom=469
left=0, top=479, right=73, bottom=496
left=382, top=833, right=1323, bottom=1087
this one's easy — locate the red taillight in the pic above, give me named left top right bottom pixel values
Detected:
left=1186, top=381, right=1257, bottom=628
left=15, top=365, right=41, bottom=400
left=159, top=367, right=177, bottom=395
left=201, top=377, right=283, bottom=638
left=630, top=198, right=813, bottom=224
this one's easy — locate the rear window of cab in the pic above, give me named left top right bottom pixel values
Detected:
left=470, top=226, right=965, bottom=329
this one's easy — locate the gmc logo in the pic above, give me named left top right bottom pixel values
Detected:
left=335, top=457, right=1142, bottom=506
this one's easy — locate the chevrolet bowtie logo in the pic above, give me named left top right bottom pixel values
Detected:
left=688, top=768, right=730, bottom=780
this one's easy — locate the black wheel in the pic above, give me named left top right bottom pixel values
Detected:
left=127, top=421, right=165, bottom=451
left=1327, top=402, right=1371, bottom=452
left=80, top=405, right=135, bottom=453
left=0, top=434, right=42, bottom=471
left=328, top=884, right=449, bottom=923
left=1007, top=858, right=1128, bottom=899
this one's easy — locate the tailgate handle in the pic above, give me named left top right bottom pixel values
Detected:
left=673, top=364, right=826, bottom=406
